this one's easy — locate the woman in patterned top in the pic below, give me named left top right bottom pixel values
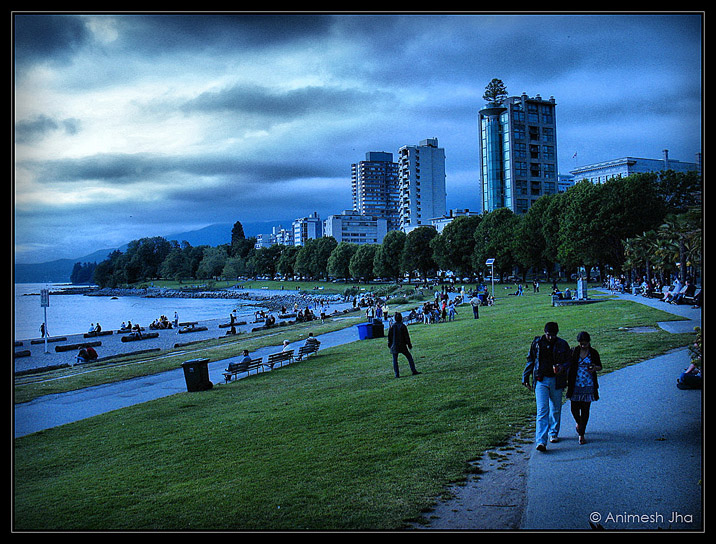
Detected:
left=567, top=331, right=603, bottom=445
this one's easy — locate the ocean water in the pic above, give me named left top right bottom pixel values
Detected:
left=13, top=283, right=269, bottom=341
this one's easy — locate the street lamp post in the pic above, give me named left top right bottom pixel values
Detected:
left=485, top=258, right=495, bottom=297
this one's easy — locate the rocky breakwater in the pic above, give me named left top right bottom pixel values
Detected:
left=88, top=287, right=346, bottom=313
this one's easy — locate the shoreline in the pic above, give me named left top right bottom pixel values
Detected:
left=14, top=299, right=359, bottom=375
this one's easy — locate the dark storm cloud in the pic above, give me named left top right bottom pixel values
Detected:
left=13, top=12, right=703, bottom=264
left=13, top=13, right=92, bottom=66
left=180, top=82, right=394, bottom=119
left=114, top=13, right=334, bottom=53
left=14, top=114, right=81, bottom=144
left=20, top=152, right=338, bottom=185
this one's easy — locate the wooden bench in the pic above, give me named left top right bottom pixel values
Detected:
left=267, top=349, right=294, bottom=369
left=681, top=288, right=701, bottom=306
left=223, top=357, right=264, bottom=383
left=297, top=343, right=320, bottom=360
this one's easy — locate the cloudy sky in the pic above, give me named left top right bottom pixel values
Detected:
left=13, top=12, right=703, bottom=263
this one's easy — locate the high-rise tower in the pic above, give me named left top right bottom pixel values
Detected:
left=351, top=151, right=400, bottom=232
left=398, top=138, right=446, bottom=233
left=478, top=93, right=558, bottom=214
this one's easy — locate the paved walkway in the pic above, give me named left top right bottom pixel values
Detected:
left=13, top=290, right=704, bottom=530
left=14, top=324, right=362, bottom=438
left=521, top=291, right=702, bottom=530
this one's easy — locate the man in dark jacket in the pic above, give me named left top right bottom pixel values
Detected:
left=522, top=321, right=571, bottom=451
left=388, top=312, right=420, bottom=378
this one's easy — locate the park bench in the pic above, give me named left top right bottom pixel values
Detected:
left=267, top=349, right=294, bottom=369
left=223, top=357, right=264, bottom=383
left=681, top=288, right=701, bottom=306
left=297, top=343, right=320, bottom=360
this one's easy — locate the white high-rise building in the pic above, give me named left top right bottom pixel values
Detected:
left=292, top=212, right=322, bottom=246
left=398, top=138, right=446, bottom=233
left=324, top=210, right=388, bottom=245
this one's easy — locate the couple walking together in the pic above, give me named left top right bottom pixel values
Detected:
left=523, top=322, right=602, bottom=450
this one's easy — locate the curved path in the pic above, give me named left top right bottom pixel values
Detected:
left=520, top=291, right=702, bottom=530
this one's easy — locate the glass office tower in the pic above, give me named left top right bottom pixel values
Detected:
left=479, top=93, right=558, bottom=214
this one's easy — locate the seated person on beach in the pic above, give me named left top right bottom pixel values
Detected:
left=76, top=345, right=98, bottom=364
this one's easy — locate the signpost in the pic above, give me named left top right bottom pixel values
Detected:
left=40, top=288, right=49, bottom=353
left=485, top=258, right=495, bottom=297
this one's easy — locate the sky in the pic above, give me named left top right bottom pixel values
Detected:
left=13, top=12, right=703, bottom=264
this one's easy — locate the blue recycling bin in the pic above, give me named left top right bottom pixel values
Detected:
left=357, top=322, right=373, bottom=340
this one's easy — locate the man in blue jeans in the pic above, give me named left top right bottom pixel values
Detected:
left=522, top=322, right=571, bottom=451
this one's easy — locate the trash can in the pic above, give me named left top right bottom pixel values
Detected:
left=182, top=358, right=213, bottom=392
left=372, top=318, right=384, bottom=338
left=357, top=322, right=373, bottom=340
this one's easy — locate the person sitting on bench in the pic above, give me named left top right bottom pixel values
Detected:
left=298, top=333, right=321, bottom=360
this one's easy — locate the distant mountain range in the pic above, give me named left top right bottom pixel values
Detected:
left=14, top=220, right=291, bottom=284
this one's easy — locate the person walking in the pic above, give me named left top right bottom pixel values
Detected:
left=566, top=331, right=602, bottom=445
left=388, top=312, right=420, bottom=378
left=522, top=322, right=571, bottom=451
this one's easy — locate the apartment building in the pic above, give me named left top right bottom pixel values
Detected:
left=398, top=138, right=446, bottom=232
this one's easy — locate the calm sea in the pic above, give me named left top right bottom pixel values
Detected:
left=13, top=283, right=269, bottom=341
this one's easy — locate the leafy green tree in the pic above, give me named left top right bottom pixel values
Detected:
left=402, top=226, right=438, bottom=283
left=124, top=237, right=174, bottom=282
left=277, top=245, right=300, bottom=278
left=92, top=250, right=127, bottom=288
left=70, top=262, right=96, bottom=284
left=553, top=181, right=603, bottom=276
left=294, top=240, right=317, bottom=279
left=431, top=215, right=481, bottom=277
left=312, top=236, right=338, bottom=280
left=472, top=208, right=519, bottom=280
left=513, top=195, right=553, bottom=280
left=160, top=247, right=193, bottom=281
left=656, top=209, right=702, bottom=283
left=196, top=246, right=228, bottom=279
left=327, top=242, right=358, bottom=282
left=249, top=244, right=284, bottom=277
left=222, top=255, right=248, bottom=280
left=374, top=230, right=406, bottom=282
left=349, top=244, right=378, bottom=283
left=483, top=78, right=508, bottom=106
left=653, top=170, right=702, bottom=215
left=231, top=221, right=245, bottom=243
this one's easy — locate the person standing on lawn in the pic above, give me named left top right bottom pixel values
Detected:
left=388, top=312, right=421, bottom=378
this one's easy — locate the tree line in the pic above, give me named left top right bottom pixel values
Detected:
left=90, top=171, right=701, bottom=288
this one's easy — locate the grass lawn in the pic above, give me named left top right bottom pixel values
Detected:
left=13, top=291, right=695, bottom=531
